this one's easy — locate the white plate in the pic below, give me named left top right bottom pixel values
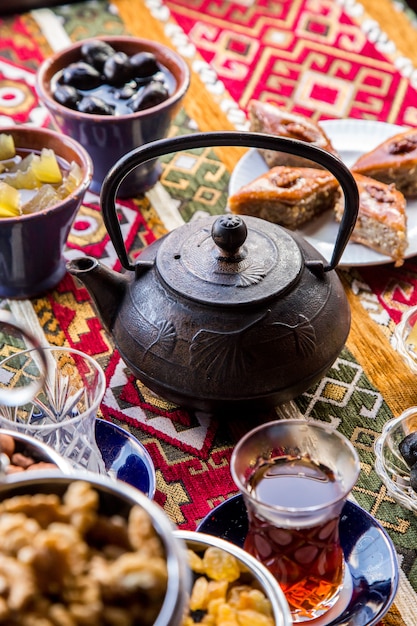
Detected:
left=229, top=118, right=414, bottom=267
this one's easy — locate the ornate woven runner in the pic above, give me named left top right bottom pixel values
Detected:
left=2, top=1, right=417, bottom=623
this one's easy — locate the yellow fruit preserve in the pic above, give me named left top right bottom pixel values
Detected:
left=0, top=134, right=82, bottom=218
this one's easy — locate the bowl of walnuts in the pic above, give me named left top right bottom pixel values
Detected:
left=0, top=470, right=190, bottom=625
left=374, top=407, right=417, bottom=513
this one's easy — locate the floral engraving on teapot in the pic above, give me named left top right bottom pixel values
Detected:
left=214, top=262, right=267, bottom=287
left=190, top=312, right=316, bottom=381
left=272, top=314, right=316, bottom=358
left=189, top=312, right=266, bottom=381
left=144, top=319, right=176, bottom=355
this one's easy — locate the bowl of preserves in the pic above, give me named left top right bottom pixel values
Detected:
left=36, top=36, right=190, bottom=197
left=0, top=125, right=93, bottom=299
left=176, top=530, right=292, bottom=626
left=374, top=406, right=417, bottom=512
left=0, top=470, right=190, bottom=625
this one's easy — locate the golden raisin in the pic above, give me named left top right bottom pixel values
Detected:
left=203, top=547, right=241, bottom=583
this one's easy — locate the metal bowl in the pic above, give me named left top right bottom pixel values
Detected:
left=175, top=529, right=292, bottom=626
left=374, top=407, right=417, bottom=512
left=0, top=428, right=72, bottom=477
left=0, top=470, right=190, bottom=625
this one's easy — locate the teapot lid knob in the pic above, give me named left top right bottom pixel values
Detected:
left=211, top=215, right=247, bottom=257
left=156, top=214, right=304, bottom=306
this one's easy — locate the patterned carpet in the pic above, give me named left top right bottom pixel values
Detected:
left=2, top=1, right=417, bottom=623
left=165, top=0, right=417, bottom=124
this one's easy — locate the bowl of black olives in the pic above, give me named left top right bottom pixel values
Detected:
left=375, top=407, right=417, bottom=513
left=36, top=36, right=190, bottom=197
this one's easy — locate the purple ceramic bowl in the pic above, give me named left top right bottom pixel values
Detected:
left=0, top=125, right=93, bottom=299
left=36, top=36, right=190, bottom=197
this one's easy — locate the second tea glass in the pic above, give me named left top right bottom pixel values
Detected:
left=230, top=419, right=360, bottom=622
left=0, top=346, right=106, bottom=474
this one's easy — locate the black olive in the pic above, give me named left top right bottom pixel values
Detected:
left=399, top=431, right=417, bottom=467
left=81, top=39, right=115, bottom=71
left=410, top=463, right=417, bottom=492
left=103, top=51, right=131, bottom=86
left=128, top=52, right=160, bottom=78
left=115, top=83, right=137, bottom=100
left=129, top=82, right=169, bottom=112
left=60, top=62, right=102, bottom=90
left=134, top=71, right=166, bottom=88
left=53, top=84, right=81, bottom=109
left=77, top=95, right=115, bottom=115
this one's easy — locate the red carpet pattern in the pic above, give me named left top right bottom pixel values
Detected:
left=165, top=0, right=417, bottom=126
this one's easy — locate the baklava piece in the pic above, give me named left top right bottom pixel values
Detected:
left=228, top=166, right=340, bottom=229
left=334, top=172, right=407, bottom=266
left=352, top=128, right=417, bottom=196
left=248, top=100, right=339, bottom=168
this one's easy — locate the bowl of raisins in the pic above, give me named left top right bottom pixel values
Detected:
left=176, top=530, right=292, bottom=626
left=36, top=36, right=190, bottom=197
left=374, top=407, right=417, bottom=513
left=0, top=125, right=93, bottom=299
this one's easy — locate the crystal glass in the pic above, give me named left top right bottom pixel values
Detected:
left=230, top=419, right=360, bottom=623
left=374, top=407, right=417, bottom=512
left=0, top=346, right=106, bottom=474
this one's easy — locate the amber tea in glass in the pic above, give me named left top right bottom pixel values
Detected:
left=231, top=419, right=360, bottom=622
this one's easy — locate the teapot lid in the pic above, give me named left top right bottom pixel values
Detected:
left=156, top=214, right=303, bottom=306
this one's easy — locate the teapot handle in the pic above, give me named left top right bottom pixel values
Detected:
left=100, top=131, right=359, bottom=272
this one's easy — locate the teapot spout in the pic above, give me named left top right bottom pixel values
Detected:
left=67, top=257, right=129, bottom=333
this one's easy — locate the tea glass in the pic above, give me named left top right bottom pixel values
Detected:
left=0, top=346, right=106, bottom=474
left=230, top=419, right=360, bottom=622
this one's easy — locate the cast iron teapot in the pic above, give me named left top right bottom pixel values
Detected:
left=67, top=131, right=359, bottom=415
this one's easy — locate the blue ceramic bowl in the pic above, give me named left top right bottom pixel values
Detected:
left=95, top=418, right=156, bottom=497
left=0, top=125, right=93, bottom=299
left=36, top=36, right=190, bottom=197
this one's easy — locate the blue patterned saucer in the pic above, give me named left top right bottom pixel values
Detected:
left=95, top=419, right=156, bottom=498
left=197, top=495, right=399, bottom=626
